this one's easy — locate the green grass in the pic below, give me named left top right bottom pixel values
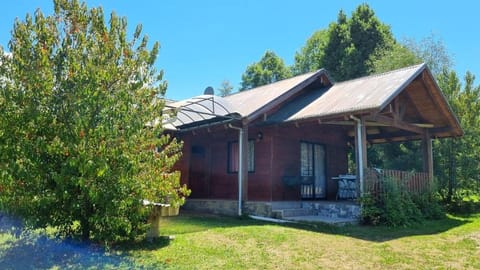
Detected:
left=1, top=212, right=480, bottom=269
left=120, top=212, right=480, bottom=269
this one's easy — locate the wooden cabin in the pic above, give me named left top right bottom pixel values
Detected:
left=165, top=64, right=462, bottom=218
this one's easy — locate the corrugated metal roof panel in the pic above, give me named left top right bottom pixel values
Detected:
left=283, top=63, right=425, bottom=121
left=223, top=70, right=320, bottom=117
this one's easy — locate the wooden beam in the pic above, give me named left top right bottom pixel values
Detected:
left=366, top=130, right=418, bottom=141
left=422, top=129, right=433, bottom=177
left=352, top=116, right=367, bottom=196
left=367, top=114, right=425, bottom=134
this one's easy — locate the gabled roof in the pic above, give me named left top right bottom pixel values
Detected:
left=165, top=64, right=462, bottom=139
left=266, top=63, right=462, bottom=139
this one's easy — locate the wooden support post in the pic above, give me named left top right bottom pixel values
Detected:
left=352, top=115, right=368, bottom=196
left=241, top=125, right=249, bottom=203
left=360, top=117, right=368, bottom=176
left=422, top=129, right=433, bottom=178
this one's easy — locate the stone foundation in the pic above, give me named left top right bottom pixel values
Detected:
left=182, top=199, right=360, bottom=221
left=182, top=199, right=276, bottom=216
left=182, top=199, right=239, bottom=216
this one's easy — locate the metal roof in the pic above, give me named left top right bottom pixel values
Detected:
left=163, top=95, right=240, bottom=130
left=223, top=70, right=324, bottom=118
left=164, top=63, right=462, bottom=138
left=281, top=63, right=426, bottom=121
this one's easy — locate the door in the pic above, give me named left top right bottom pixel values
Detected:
left=300, top=142, right=326, bottom=199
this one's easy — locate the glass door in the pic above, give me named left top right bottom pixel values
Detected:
left=300, top=142, right=326, bottom=199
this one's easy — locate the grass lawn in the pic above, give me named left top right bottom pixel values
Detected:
left=1, top=212, right=480, bottom=269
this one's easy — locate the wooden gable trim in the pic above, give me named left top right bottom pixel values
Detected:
left=420, top=69, right=463, bottom=137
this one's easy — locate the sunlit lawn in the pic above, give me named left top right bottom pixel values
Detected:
left=122, top=212, right=480, bottom=269
left=1, top=212, right=480, bottom=269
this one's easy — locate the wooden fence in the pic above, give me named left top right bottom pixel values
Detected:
left=364, top=169, right=432, bottom=197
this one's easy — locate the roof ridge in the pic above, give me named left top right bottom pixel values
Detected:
left=333, top=63, right=426, bottom=86
left=225, top=69, right=323, bottom=98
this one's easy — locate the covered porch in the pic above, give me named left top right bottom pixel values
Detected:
left=265, top=63, right=462, bottom=202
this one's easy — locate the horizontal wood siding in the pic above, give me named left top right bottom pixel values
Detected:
left=247, top=129, right=274, bottom=201
left=271, top=123, right=349, bottom=201
left=174, top=122, right=350, bottom=202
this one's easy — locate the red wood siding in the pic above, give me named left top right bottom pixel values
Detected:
left=173, top=122, right=350, bottom=202
left=270, top=124, right=348, bottom=200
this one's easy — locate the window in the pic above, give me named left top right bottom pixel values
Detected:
left=228, top=140, right=254, bottom=173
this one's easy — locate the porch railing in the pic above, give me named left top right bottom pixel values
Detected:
left=364, top=168, right=432, bottom=197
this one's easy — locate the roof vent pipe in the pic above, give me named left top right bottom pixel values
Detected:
left=204, top=86, right=214, bottom=95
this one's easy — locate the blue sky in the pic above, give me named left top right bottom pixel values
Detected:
left=1, top=1, right=479, bottom=100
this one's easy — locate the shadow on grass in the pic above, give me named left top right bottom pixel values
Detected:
left=115, top=211, right=267, bottom=252
left=114, top=236, right=172, bottom=252
left=0, top=214, right=136, bottom=269
left=141, top=210, right=472, bottom=244
left=283, top=215, right=471, bottom=242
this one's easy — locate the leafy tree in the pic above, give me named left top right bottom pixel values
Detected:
left=0, top=0, right=189, bottom=242
left=369, top=42, right=421, bottom=74
left=217, top=79, right=234, bottom=97
left=292, top=30, right=329, bottom=75
left=403, top=34, right=453, bottom=76
left=321, top=10, right=351, bottom=80
left=295, top=4, right=394, bottom=81
left=435, top=70, right=480, bottom=201
left=371, top=33, right=453, bottom=77
left=347, top=4, right=393, bottom=77
left=240, top=50, right=292, bottom=90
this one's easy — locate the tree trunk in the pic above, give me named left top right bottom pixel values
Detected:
left=447, top=138, right=456, bottom=202
left=80, top=217, right=91, bottom=241
left=80, top=192, right=92, bottom=241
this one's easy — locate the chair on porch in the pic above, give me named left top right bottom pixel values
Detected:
left=334, top=174, right=356, bottom=200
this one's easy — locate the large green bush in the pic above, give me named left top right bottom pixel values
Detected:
left=0, top=0, right=189, bottom=243
left=360, top=176, right=444, bottom=226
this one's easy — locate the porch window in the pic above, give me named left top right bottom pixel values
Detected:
left=228, top=140, right=254, bottom=173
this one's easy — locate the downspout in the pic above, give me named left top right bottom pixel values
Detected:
left=228, top=123, right=244, bottom=216
left=350, top=115, right=364, bottom=197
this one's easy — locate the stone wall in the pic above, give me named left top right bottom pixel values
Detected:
left=182, top=199, right=274, bottom=217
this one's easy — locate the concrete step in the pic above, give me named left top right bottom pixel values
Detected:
left=285, top=215, right=359, bottom=226
left=272, top=208, right=314, bottom=219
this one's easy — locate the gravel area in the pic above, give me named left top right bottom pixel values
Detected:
left=0, top=213, right=138, bottom=269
